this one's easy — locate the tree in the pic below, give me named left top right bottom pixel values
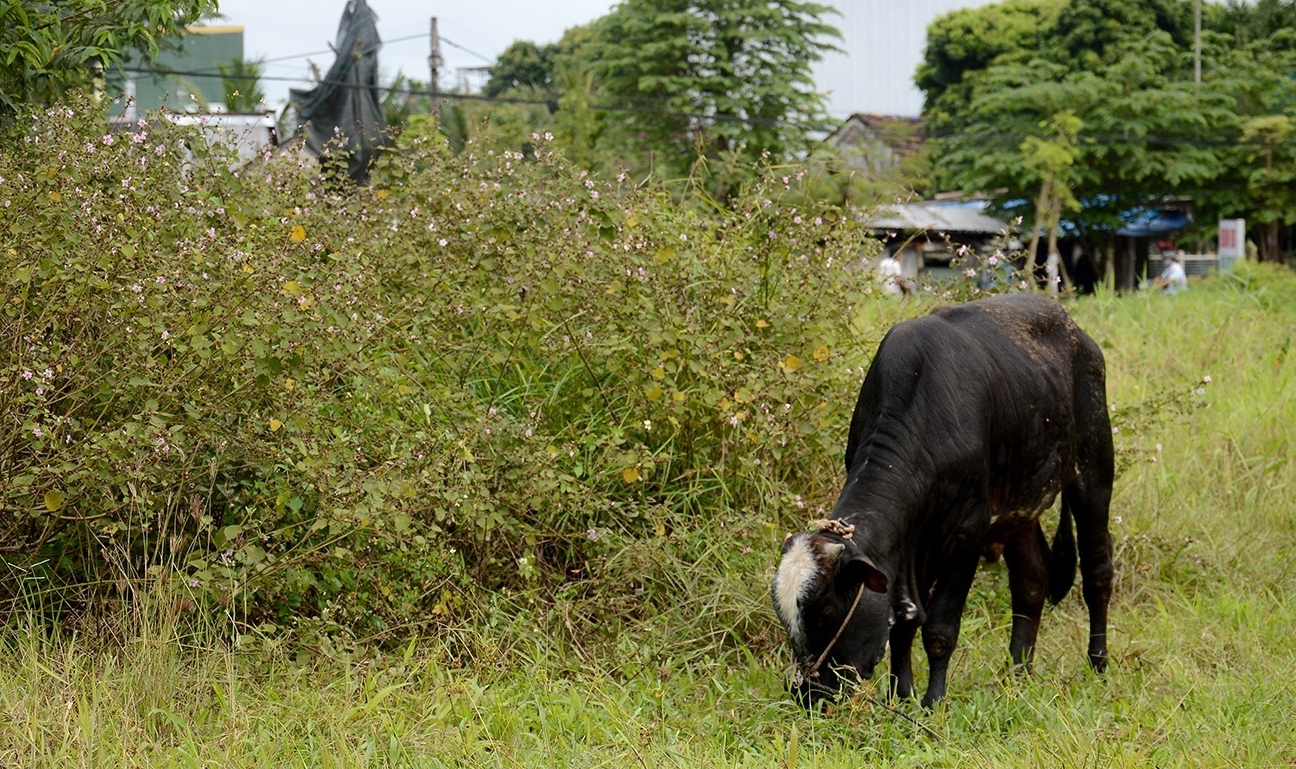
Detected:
left=916, top=0, right=1062, bottom=119
left=1215, top=0, right=1296, bottom=49
left=1046, top=0, right=1194, bottom=70
left=380, top=73, right=433, bottom=133
left=1239, top=115, right=1296, bottom=264
left=218, top=57, right=265, bottom=112
left=483, top=40, right=558, bottom=99
left=1020, top=112, right=1083, bottom=293
left=917, top=0, right=1296, bottom=284
left=931, top=28, right=1239, bottom=287
left=0, top=0, right=217, bottom=119
left=579, top=0, right=840, bottom=188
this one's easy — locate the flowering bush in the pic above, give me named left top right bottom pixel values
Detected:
left=1, top=102, right=881, bottom=639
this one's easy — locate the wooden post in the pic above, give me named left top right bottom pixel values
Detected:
left=428, top=17, right=442, bottom=109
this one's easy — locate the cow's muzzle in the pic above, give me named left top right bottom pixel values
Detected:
left=789, top=664, right=862, bottom=709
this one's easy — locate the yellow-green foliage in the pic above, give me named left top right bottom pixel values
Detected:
left=1, top=102, right=881, bottom=638
left=2, top=101, right=1295, bottom=766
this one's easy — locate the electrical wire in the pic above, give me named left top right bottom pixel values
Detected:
left=171, top=31, right=432, bottom=75
left=119, top=67, right=1280, bottom=146
left=118, top=64, right=822, bottom=128
left=116, top=62, right=1276, bottom=146
left=438, top=35, right=493, bottom=64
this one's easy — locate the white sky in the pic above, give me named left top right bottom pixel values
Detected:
left=215, top=0, right=619, bottom=107
left=213, top=0, right=996, bottom=118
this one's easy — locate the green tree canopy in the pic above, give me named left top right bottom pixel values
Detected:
left=482, top=40, right=558, bottom=99
left=922, top=0, right=1296, bottom=274
left=1214, top=0, right=1296, bottom=48
left=0, top=0, right=217, bottom=119
left=1046, top=0, right=1195, bottom=69
left=579, top=0, right=841, bottom=187
left=916, top=0, right=1062, bottom=118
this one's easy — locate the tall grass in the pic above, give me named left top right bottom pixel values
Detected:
left=4, top=265, right=1294, bottom=766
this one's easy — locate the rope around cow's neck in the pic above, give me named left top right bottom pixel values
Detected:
left=805, top=581, right=866, bottom=680
left=808, top=518, right=855, bottom=539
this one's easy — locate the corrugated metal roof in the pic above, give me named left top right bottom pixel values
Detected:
left=865, top=201, right=1009, bottom=235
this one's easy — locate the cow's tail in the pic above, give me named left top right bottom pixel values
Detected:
left=1048, top=501, right=1078, bottom=605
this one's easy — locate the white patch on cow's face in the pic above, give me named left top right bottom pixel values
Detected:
left=773, top=534, right=821, bottom=653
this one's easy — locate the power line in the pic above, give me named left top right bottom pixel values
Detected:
left=438, top=35, right=493, bottom=65
left=119, top=64, right=1273, bottom=146
left=119, top=64, right=820, bottom=128
left=170, top=32, right=432, bottom=76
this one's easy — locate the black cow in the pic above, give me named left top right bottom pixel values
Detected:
left=771, top=293, right=1114, bottom=707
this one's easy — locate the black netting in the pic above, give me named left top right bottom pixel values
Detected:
left=289, top=0, right=387, bottom=182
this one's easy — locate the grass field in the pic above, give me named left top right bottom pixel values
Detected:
left=3, top=266, right=1294, bottom=768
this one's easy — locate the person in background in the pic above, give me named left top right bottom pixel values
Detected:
left=1154, top=253, right=1188, bottom=294
left=878, top=254, right=907, bottom=296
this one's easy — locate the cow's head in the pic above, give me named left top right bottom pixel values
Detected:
left=771, top=531, right=891, bottom=707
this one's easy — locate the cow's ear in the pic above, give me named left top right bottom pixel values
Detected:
left=841, top=553, right=888, bottom=594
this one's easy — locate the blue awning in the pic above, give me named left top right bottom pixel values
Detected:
left=1116, top=209, right=1190, bottom=237
left=998, top=196, right=1191, bottom=238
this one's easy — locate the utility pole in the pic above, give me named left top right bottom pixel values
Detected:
left=1194, top=0, right=1202, bottom=85
left=428, top=17, right=442, bottom=109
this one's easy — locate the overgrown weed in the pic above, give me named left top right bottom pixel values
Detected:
left=2, top=101, right=1295, bottom=765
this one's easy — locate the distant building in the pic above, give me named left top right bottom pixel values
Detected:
left=825, top=113, right=923, bottom=178
left=815, top=0, right=998, bottom=118
left=115, top=25, right=246, bottom=118
left=109, top=25, right=278, bottom=166
left=863, top=199, right=1011, bottom=284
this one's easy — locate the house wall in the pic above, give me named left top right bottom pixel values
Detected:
left=116, top=26, right=244, bottom=116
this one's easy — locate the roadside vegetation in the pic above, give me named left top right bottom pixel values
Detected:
left=3, top=98, right=1295, bottom=766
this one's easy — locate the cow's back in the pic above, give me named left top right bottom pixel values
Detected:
left=844, top=294, right=1105, bottom=520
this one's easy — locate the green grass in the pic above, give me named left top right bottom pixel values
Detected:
left=4, top=267, right=1296, bottom=767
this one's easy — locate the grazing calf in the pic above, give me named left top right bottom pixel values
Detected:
left=772, top=293, right=1114, bottom=707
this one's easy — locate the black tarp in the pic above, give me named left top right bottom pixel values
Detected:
left=289, top=0, right=387, bottom=182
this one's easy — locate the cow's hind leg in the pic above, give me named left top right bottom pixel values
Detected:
left=1065, top=478, right=1113, bottom=671
left=919, top=536, right=982, bottom=707
left=1003, top=521, right=1050, bottom=671
left=1071, top=355, right=1116, bottom=672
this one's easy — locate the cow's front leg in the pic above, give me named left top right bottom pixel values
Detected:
left=920, top=539, right=982, bottom=707
left=888, top=620, right=919, bottom=699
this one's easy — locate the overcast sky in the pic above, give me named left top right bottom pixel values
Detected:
left=215, top=0, right=619, bottom=108
left=214, top=0, right=997, bottom=118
